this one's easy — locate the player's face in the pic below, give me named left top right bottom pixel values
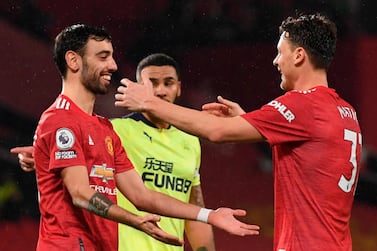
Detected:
left=273, top=32, right=297, bottom=91
left=80, top=39, right=118, bottom=95
left=141, top=65, right=181, bottom=103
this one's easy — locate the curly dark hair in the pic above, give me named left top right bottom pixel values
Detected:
left=279, top=13, right=337, bottom=69
left=53, top=24, right=112, bottom=78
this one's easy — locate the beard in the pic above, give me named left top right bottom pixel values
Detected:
left=80, top=60, right=109, bottom=95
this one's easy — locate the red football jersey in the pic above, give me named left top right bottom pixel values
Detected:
left=242, top=86, right=361, bottom=251
left=33, top=95, right=133, bottom=251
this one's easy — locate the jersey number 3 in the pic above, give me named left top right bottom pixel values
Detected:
left=338, top=129, right=362, bottom=193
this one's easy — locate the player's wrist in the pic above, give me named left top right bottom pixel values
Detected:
left=144, top=96, right=160, bottom=112
left=196, top=208, right=213, bottom=223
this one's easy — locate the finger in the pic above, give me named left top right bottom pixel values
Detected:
left=153, top=230, right=184, bottom=246
left=240, top=224, right=260, bottom=235
left=242, top=224, right=260, bottom=231
left=144, top=213, right=161, bottom=223
left=119, top=78, right=136, bottom=87
left=10, top=147, right=22, bottom=154
left=231, top=209, right=247, bottom=217
left=140, top=71, right=154, bottom=90
left=18, top=153, right=24, bottom=161
left=116, top=85, right=126, bottom=94
left=20, top=165, right=35, bottom=172
left=202, top=103, right=227, bottom=111
left=114, top=93, right=125, bottom=103
left=10, top=146, right=33, bottom=154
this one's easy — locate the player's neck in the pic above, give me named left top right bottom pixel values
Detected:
left=295, top=69, right=328, bottom=91
left=142, top=112, right=170, bottom=129
left=61, top=80, right=96, bottom=115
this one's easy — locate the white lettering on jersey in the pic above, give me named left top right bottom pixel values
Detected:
left=337, top=106, right=358, bottom=122
left=55, top=150, right=77, bottom=160
left=267, top=100, right=295, bottom=122
left=90, top=185, right=117, bottom=195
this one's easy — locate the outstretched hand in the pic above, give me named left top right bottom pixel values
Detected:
left=202, top=96, right=246, bottom=117
left=136, top=213, right=184, bottom=246
left=115, top=73, right=155, bottom=111
left=208, top=207, right=260, bottom=236
left=10, top=146, right=35, bottom=172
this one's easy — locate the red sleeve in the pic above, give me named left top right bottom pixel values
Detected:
left=39, top=112, right=87, bottom=172
left=241, top=91, right=313, bottom=145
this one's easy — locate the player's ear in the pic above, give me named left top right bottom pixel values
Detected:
left=294, top=47, right=305, bottom=65
left=65, top=50, right=80, bottom=73
left=176, top=81, right=182, bottom=98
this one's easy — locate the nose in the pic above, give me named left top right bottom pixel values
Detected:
left=272, top=55, right=278, bottom=66
left=109, top=58, right=118, bottom=72
left=154, top=83, right=166, bottom=97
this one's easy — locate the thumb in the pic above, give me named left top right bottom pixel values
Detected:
left=140, top=71, right=154, bottom=90
left=231, top=209, right=247, bottom=217
left=217, top=96, right=234, bottom=106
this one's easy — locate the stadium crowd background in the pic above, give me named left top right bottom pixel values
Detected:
left=0, top=0, right=377, bottom=250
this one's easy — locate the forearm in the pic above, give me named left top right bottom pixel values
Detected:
left=144, top=96, right=225, bottom=142
left=185, top=185, right=215, bottom=251
left=185, top=220, right=215, bottom=251
left=118, top=170, right=202, bottom=221
left=135, top=189, right=202, bottom=220
left=73, top=191, right=142, bottom=228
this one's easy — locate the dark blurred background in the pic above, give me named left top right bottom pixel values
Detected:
left=1, top=0, right=377, bottom=250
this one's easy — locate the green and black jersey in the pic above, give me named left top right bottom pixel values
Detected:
left=112, top=113, right=201, bottom=251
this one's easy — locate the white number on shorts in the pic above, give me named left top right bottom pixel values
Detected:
left=338, top=129, right=361, bottom=193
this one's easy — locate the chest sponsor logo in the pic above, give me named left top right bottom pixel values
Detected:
left=267, top=100, right=295, bottom=122
left=142, top=172, right=192, bottom=193
left=90, top=164, right=114, bottom=183
left=144, top=157, right=173, bottom=173
left=89, top=185, right=116, bottom=195
left=142, top=157, right=192, bottom=193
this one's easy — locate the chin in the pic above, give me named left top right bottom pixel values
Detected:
left=280, top=81, right=293, bottom=92
left=280, top=82, right=287, bottom=91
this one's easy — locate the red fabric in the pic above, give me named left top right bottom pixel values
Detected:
left=242, top=86, right=361, bottom=251
left=34, top=94, right=133, bottom=251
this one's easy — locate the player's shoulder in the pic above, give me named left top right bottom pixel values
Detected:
left=111, top=113, right=141, bottom=126
left=278, top=86, right=333, bottom=104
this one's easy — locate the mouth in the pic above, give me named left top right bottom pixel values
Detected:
left=102, top=74, right=112, bottom=84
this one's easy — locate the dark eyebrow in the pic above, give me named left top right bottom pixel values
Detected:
left=96, top=50, right=111, bottom=56
left=164, top=76, right=178, bottom=81
left=149, top=76, right=177, bottom=81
